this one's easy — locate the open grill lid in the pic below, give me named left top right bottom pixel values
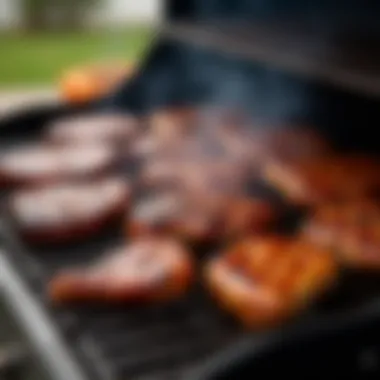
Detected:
left=162, top=0, right=380, bottom=99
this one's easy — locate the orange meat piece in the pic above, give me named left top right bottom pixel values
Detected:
left=205, top=236, right=337, bottom=328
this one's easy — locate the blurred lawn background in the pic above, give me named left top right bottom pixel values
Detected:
left=0, top=27, right=152, bottom=86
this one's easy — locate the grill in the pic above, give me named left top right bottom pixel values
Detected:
left=0, top=108, right=245, bottom=380
left=2, top=1, right=380, bottom=380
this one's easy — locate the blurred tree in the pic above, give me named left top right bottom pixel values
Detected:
left=21, top=0, right=100, bottom=32
left=22, top=0, right=48, bottom=31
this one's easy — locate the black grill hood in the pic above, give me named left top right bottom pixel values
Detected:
left=102, top=1, right=380, bottom=152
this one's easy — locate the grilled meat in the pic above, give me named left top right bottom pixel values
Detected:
left=303, top=199, right=380, bottom=270
left=47, top=113, right=138, bottom=146
left=205, top=236, right=337, bottom=328
left=10, top=177, right=131, bottom=244
left=264, top=154, right=380, bottom=205
left=128, top=191, right=276, bottom=245
left=139, top=156, right=249, bottom=194
left=49, top=238, right=193, bottom=303
left=0, top=144, right=117, bottom=187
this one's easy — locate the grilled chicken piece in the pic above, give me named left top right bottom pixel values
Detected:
left=0, top=144, right=117, bottom=187
left=49, top=238, right=193, bottom=303
left=205, top=236, right=337, bottom=328
left=47, top=113, right=138, bottom=146
left=264, top=155, right=380, bottom=205
left=128, top=191, right=276, bottom=244
left=10, top=177, right=131, bottom=244
left=303, top=199, right=380, bottom=270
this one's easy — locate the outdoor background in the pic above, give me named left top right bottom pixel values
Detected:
left=0, top=0, right=158, bottom=111
left=0, top=2, right=157, bottom=374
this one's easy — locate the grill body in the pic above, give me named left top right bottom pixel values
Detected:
left=1, top=1, right=380, bottom=379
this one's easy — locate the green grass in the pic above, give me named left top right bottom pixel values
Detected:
left=0, top=27, right=152, bottom=86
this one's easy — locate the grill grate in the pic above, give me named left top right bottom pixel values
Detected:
left=9, top=228, right=243, bottom=380
left=2, top=96, right=380, bottom=378
left=4, top=213, right=380, bottom=379
left=0, top=112, right=247, bottom=379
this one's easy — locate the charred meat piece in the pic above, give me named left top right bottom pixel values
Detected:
left=205, top=236, right=337, bottom=328
left=0, top=144, right=117, bottom=187
left=9, top=177, right=131, bottom=244
left=264, top=155, right=380, bottom=205
left=303, top=199, right=380, bottom=270
left=49, top=238, right=193, bottom=304
left=47, top=113, right=138, bottom=146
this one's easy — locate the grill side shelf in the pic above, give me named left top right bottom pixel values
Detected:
left=161, top=22, right=380, bottom=98
left=0, top=249, right=89, bottom=380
